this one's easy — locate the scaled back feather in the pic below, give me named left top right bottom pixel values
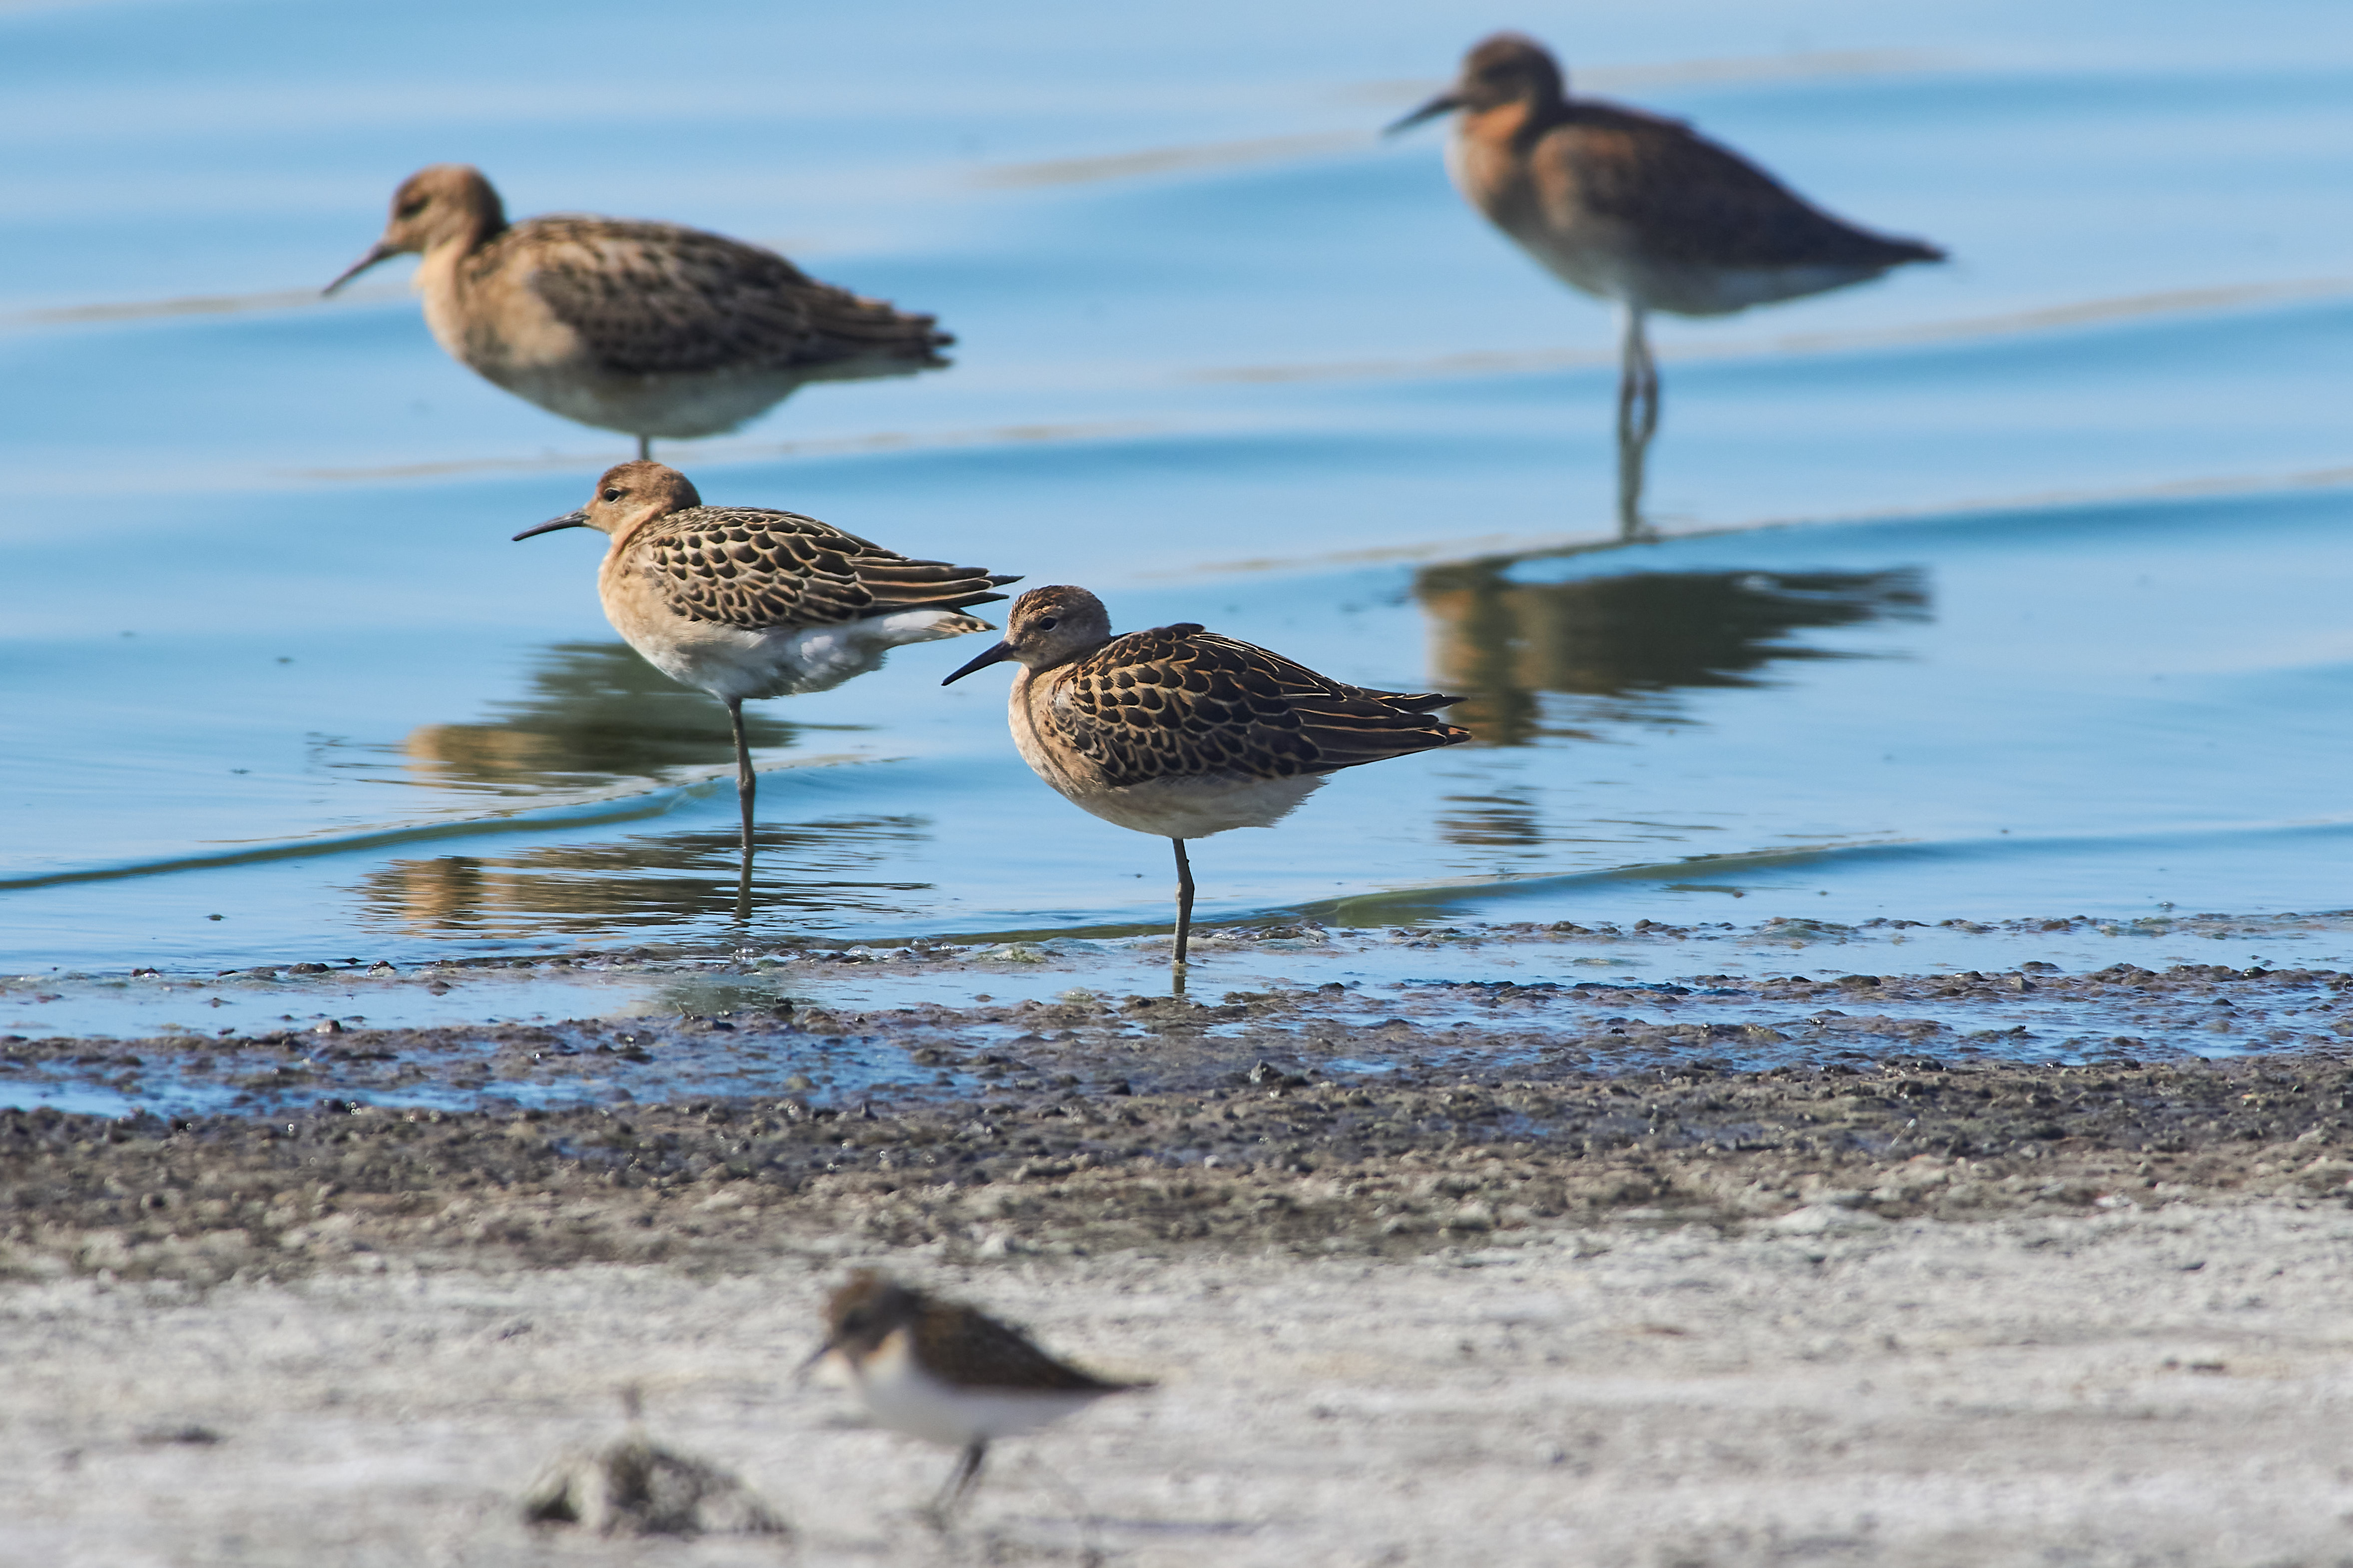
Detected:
left=1046, top=624, right=1470, bottom=788
left=633, top=507, right=1013, bottom=630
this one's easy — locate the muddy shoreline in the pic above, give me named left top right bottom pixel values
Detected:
left=11, top=960, right=2353, bottom=1565
left=7, top=957, right=2351, bottom=1286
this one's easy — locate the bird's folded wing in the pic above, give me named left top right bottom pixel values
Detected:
left=1551, top=104, right=1933, bottom=267
left=505, top=218, right=825, bottom=376
left=1047, top=627, right=1470, bottom=787
left=642, top=508, right=1011, bottom=630
left=915, top=1305, right=1130, bottom=1394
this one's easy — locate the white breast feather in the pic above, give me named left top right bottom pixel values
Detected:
left=852, top=1330, right=1104, bottom=1447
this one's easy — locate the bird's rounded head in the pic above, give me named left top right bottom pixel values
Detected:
left=326, top=165, right=506, bottom=293
left=1389, top=32, right=1567, bottom=134
left=1456, top=34, right=1566, bottom=111
left=514, top=460, right=702, bottom=542
left=941, top=584, right=1114, bottom=684
left=820, top=1269, right=924, bottom=1361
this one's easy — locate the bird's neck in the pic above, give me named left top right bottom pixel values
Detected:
left=603, top=513, right=674, bottom=560
left=425, top=212, right=507, bottom=290
left=1029, top=636, right=1112, bottom=677
left=1463, top=97, right=1559, bottom=153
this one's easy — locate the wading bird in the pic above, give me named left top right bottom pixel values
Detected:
left=328, top=165, right=951, bottom=459
left=1390, top=34, right=1943, bottom=534
left=943, top=585, right=1470, bottom=967
left=516, top=461, right=1013, bottom=864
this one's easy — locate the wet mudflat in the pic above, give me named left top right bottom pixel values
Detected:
left=6, top=924, right=2351, bottom=1120
left=6, top=969, right=2351, bottom=1289
left=9, top=949, right=2353, bottom=1565
left=6, top=1030, right=2353, bottom=1565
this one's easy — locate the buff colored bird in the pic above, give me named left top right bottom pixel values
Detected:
left=1391, top=34, right=1943, bottom=530
left=517, top=461, right=1013, bottom=857
left=328, top=165, right=949, bottom=457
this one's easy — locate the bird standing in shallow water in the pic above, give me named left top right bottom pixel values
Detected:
left=804, top=1270, right=1149, bottom=1524
left=1390, top=34, right=1943, bottom=535
left=516, top=461, right=1014, bottom=867
left=327, top=165, right=951, bottom=459
left=943, top=585, right=1470, bottom=968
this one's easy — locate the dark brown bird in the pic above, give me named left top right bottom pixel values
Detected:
left=804, top=1270, right=1150, bottom=1521
left=327, top=164, right=951, bottom=458
left=943, top=585, right=1471, bottom=965
left=1391, top=34, right=1943, bottom=529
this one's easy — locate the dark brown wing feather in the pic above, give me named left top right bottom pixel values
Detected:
left=490, top=217, right=951, bottom=378
left=639, top=505, right=1012, bottom=630
left=916, top=1302, right=1141, bottom=1394
left=1049, top=626, right=1471, bottom=789
left=1544, top=101, right=1943, bottom=269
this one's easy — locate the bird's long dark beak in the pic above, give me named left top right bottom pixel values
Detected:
left=512, top=509, right=592, bottom=542
left=794, top=1339, right=836, bottom=1385
left=941, top=640, right=1016, bottom=686
left=1385, top=88, right=1463, bottom=135
left=323, top=241, right=399, bottom=296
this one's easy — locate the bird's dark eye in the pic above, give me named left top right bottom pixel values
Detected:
left=600, top=488, right=622, bottom=502
left=397, top=199, right=428, bottom=219
left=1035, top=616, right=1058, bottom=631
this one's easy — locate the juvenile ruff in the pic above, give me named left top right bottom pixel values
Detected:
left=327, top=165, right=951, bottom=458
left=1390, top=34, right=1943, bottom=531
left=516, top=461, right=1014, bottom=855
left=804, top=1270, right=1148, bottom=1521
left=942, top=586, right=1471, bottom=965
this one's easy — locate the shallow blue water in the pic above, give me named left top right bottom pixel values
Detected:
left=6, top=0, right=2353, bottom=979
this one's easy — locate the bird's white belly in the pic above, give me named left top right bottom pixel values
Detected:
left=625, top=609, right=980, bottom=702
left=1067, top=772, right=1327, bottom=839
left=508, top=362, right=812, bottom=440
left=1007, top=676, right=1328, bottom=839
left=854, top=1334, right=1098, bottom=1447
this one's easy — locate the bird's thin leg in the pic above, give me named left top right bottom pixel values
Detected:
left=1615, top=302, right=1658, bottom=539
left=726, top=698, right=757, bottom=862
left=1171, top=839, right=1195, bottom=968
left=925, top=1439, right=988, bottom=1527
left=1632, top=308, right=1661, bottom=444
left=636, top=434, right=652, bottom=462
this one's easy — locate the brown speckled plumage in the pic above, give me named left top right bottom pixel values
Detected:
left=328, top=165, right=950, bottom=451
left=1046, top=622, right=1467, bottom=789
left=516, top=461, right=1012, bottom=858
left=481, top=216, right=948, bottom=380
left=633, top=506, right=1009, bottom=632
left=941, top=585, right=1469, bottom=965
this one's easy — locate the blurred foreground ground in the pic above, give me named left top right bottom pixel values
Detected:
left=4, top=964, right=2353, bottom=1566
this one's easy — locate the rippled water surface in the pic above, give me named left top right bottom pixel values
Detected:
left=7, top=0, right=2353, bottom=979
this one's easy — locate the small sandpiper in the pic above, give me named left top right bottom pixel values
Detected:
left=1390, top=34, right=1943, bottom=531
left=516, top=461, right=1015, bottom=856
left=942, top=585, right=1471, bottom=966
left=327, top=164, right=951, bottom=458
left=804, top=1269, right=1149, bottom=1522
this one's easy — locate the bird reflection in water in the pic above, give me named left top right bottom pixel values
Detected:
left=1416, top=560, right=1927, bottom=856
left=355, top=818, right=929, bottom=941
left=1415, top=560, right=1929, bottom=746
left=402, top=639, right=824, bottom=920
left=403, top=642, right=799, bottom=793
